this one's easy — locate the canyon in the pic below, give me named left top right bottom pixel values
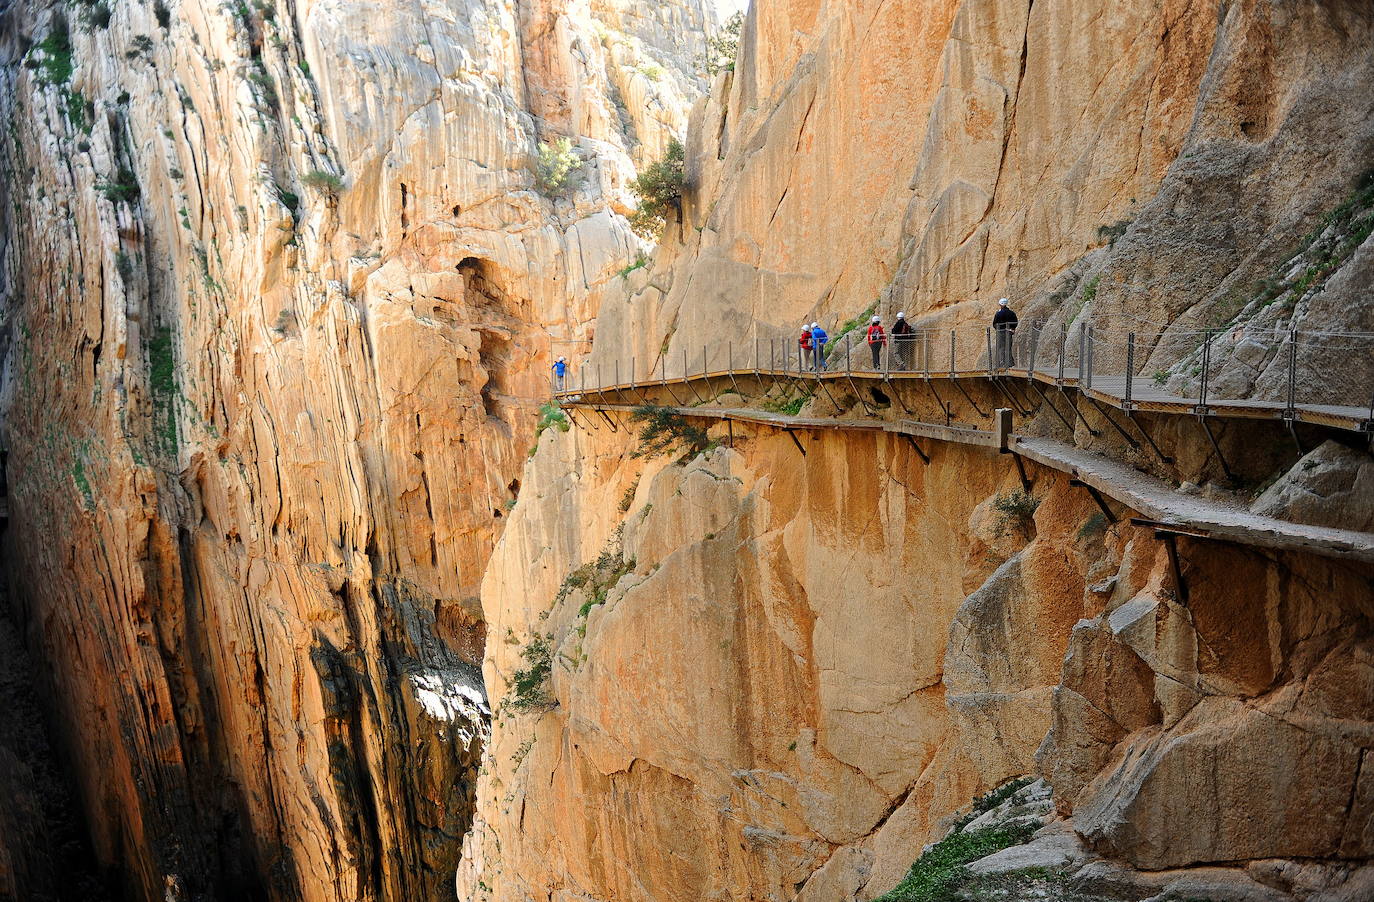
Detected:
left=1, top=1, right=1372, bottom=901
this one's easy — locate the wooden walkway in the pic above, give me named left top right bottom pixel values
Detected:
left=563, top=400, right=1374, bottom=565
left=557, top=364, right=1372, bottom=434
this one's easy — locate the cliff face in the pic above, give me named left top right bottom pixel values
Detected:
left=468, top=1, right=1374, bottom=900
left=0, top=0, right=724, bottom=897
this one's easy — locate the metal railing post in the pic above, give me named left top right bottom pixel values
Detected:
left=1085, top=325, right=1094, bottom=390
left=615, top=358, right=620, bottom=394
left=949, top=329, right=956, bottom=378
left=1028, top=321, right=1040, bottom=376
left=1077, top=324, right=1087, bottom=385
left=1286, top=329, right=1298, bottom=416
left=923, top=330, right=930, bottom=378
left=1057, top=326, right=1067, bottom=383
left=986, top=327, right=994, bottom=378
left=702, top=344, right=708, bottom=379
left=1125, top=332, right=1135, bottom=409
left=1198, top=330, right=1212, bottom=410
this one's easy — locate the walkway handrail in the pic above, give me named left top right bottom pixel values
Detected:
left=553, top=320, right=1374, bottom=434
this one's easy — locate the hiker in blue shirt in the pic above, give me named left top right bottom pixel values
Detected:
left=552, top=356, right=567, bottom=392
left=810, top=322, right=828, bottom=371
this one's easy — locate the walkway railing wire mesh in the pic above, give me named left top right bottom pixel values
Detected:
left=554, top=321, right=1374, bottom=430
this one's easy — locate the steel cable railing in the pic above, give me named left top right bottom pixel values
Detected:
left=554, top=320, right=1374, bottom=429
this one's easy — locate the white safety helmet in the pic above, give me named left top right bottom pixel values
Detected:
left=999, top=298, right=1009, bottom=306
left=896, top=312, right=905, bottom=319
left=810, top=322, right=819, bottom=329
left=871, top=315, right=880, bottom=323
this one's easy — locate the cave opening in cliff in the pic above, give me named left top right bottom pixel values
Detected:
left=459, top=257, right=522, bottom=423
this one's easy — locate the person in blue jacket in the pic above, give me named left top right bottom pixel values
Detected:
left=552, top=356, right=567, bottom=391
left=810, top=322, right=828, bottom=371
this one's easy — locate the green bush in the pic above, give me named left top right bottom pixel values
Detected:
left=873, top=823, right=1038, bottom=902
left=628, top=138, right=686, bottom=240
left=302, top=169, right=343, bottom=193
left=617, top=252, right=650, bottom=279
left=97, top=167, right=141, bottom=204
left=702, top=11, right=744, bottom=77
left=535, top=137, right=582, bottom=197
left=505, top=635, right=554, bottom=712
left=536, top=400, right=569, bottom=437
left=991, top=490, right=1040, bottom=539
left=34, top=24, right=74, bottom=86
left=630, top=403, right=709, bottom=460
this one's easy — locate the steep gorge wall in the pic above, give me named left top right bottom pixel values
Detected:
left=470, top=1, right=1374, bottom=900
left=468, top=414, right=1374, bottom=901
left=0, top=0, right=727, bottom=897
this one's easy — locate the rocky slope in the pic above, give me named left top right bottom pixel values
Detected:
left=0, top=0, right=729, bottom=898
left=466, top=1, right=1374, bottom=900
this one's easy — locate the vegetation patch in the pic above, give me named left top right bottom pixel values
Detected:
left=873, top=822, right=1038, bottom=902
left=762, top=392, right=809, bottom=416
left=830, top=302, right=879, bottom=352
left=617, top=252, right=650, bottom=279
left=302, top=169, right=343, bottom=194
left=148, top=326, right=179, bottom=455
left=531, top=400, right=569, bottom=455
left=505, top=634, right=554, bottom=713
left=535, top=137, right=583, bottom=197
left=97, top=167, right=141, bottom=204
left=702, top=11, right=743, bottom=77
left=33, top=24, right=74, bottom=86
left=630, top=404, right=710, bottom=461
left=629, top=138, right=685, bottom=240
left=991, top=490, right=1039, bottom=540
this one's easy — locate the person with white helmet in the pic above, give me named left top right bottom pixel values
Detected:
left=798, top=322, right=814, bottom=371
left=993, top=297, right=1018, bottom=369
left=891, top=311, right=915, bottom=370
left=865, top=314, right=887, bottom=370
left=552, top=355, right=568, bottom=392
left=810, top=321, right=829, bottom=372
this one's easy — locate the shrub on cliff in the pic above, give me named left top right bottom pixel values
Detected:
left=535, top=137, right=582, bottom=197
left=702, top=11, right=744, bottom=77
left=873, top=822, right=1037, bottom=902
left=630, top=403, right=709, bottom=460
left=302, top=169, right=344, bottom=194
left=506, top=635, right=554, bottom=713
left=628, top=138, right=685, bottom=240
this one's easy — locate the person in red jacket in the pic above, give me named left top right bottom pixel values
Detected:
left=865, top=315, right=887, bottom=369
left=798, top=323, right=813, bottom=370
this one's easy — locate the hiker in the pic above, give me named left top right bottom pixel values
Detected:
left=865, top=315, right=887, bottom=369
left=811, top=322, right=829, bottom=371
left=892, top=312, right=915, bottom=370
left=798, top=323, right=813, bottom=371
left=552, top=356, right=567, bottom=392
left=993, top=298, right=1018, bottom=369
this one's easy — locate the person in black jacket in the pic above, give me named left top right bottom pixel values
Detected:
left=993, top=298, right=1018, bottom=369
left=891, top=312, right=915, bottom=370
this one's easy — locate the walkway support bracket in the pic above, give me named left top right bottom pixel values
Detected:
left=1132, top=518, right=1196, bottom=604
left=904, top=434, right=930, bottom=464
left=1069, top=478, right=1117, bottom=524
left=785, top=429, right=807, bottom=457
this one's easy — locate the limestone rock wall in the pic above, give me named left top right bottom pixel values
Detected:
left=466, top=415, right=1374, bottom=901
left=0, top=0, right=721, bottom=898
left=588, top=0, right=1374, bottom=377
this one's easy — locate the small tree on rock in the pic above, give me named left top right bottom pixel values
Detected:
left=702, top=11, right=744, bottom=77
left=536, top=137, right=582, bottom=197
left=628, top=138, right=685, bottom=240
left=630, top=403, right=710, bottom=460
